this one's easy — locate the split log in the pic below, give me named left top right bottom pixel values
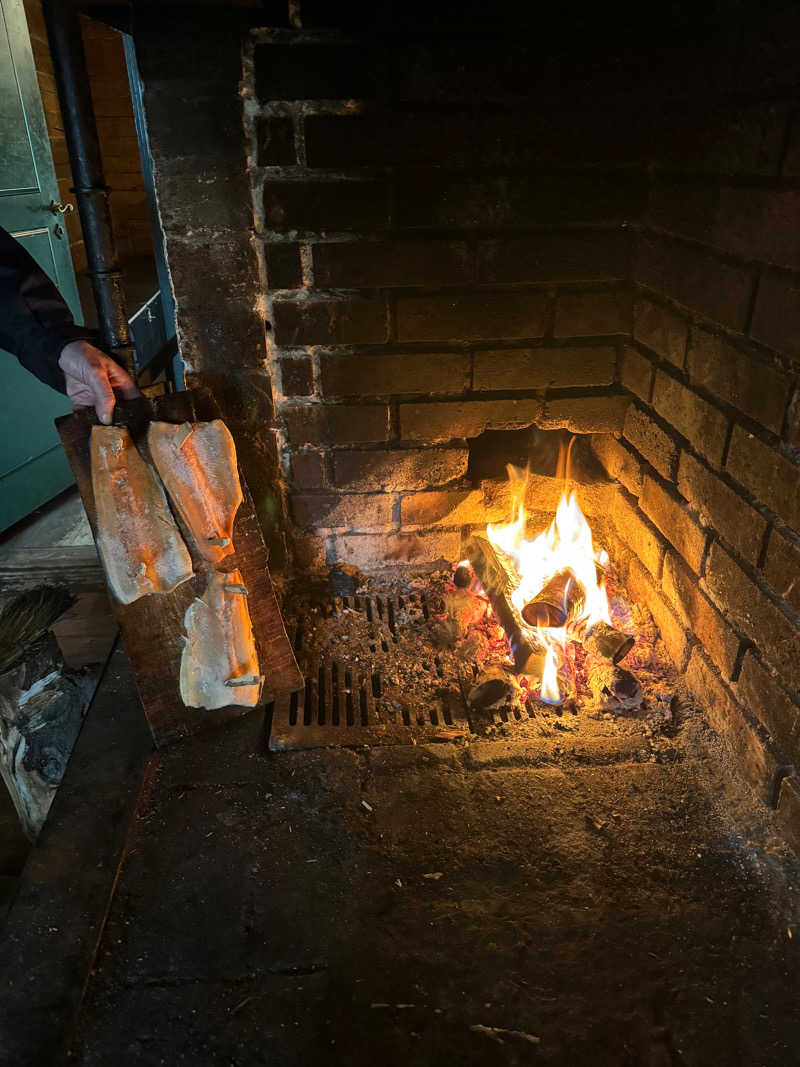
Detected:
left=0, top=631, right=94, bottom=839
left=583, top=620, right=635, bottom=664
left=453, top=563, right=473, bottom=588
left=521, top=568, right=585, bottom=628
left=586, top=653, right=642, bottom=711
left=467, top=665, right=519, bottom=714
left=464, top=535, right=545, bottom=677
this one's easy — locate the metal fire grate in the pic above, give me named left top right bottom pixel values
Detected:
left=268, top=593, right=471, bottom=750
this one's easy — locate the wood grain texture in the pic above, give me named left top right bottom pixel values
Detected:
left=56, top=389, right=302, bottom=747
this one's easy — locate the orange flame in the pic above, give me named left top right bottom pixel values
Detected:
left=486, top=460, right=610, bottom=703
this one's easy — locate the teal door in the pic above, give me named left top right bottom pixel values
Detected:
left=0, top=0, right=83, bottom=531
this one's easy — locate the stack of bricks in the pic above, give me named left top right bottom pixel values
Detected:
left=591, top=40, right=800, bottom=830
left=246, top=28, right=638, bottom=574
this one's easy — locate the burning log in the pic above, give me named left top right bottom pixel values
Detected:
left=467, top=665, right=519, bottom=714
left=464, top=535, right=545, bottom=677
left=521, top=568, right=584, bottom=628
left=583, top=620, right=634, bottom=664
left=453, top=563, right=473, bottom=589
left=586, top=653, right=642, bottom=710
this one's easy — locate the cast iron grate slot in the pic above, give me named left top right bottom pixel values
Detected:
left=268, top=595, right=472, bottom=751
left=270, top=660, right=470, bottom=751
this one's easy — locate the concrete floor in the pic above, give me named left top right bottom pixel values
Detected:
left=69, top=707, right=800, bottom=1067
left=0, top=487, right=92, bottom=553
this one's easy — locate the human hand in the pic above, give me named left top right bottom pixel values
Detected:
left=58, top=340, right=139, bottom=424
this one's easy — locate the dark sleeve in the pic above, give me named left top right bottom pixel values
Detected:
left=0, top=225, right=95, bottom=393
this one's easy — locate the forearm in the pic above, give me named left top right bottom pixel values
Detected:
left=0, top=226, right=94, bottom=392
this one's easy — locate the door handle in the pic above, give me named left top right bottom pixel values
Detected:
left=48, top=199, right=74, bottom=216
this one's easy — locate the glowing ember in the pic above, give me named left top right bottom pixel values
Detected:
left=485, top=462, right=611, bottom=704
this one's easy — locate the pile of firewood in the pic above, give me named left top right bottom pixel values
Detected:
left=462, top=535, right=641, bottom=711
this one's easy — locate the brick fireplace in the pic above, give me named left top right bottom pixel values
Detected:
left=126, top=2, right=800, bottom=837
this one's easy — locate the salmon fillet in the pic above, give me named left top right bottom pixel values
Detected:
left=91, top=426, right=194, bottom=605
left=179, top=569, right=262, bottom=710
left=147, top=420, right=242, bottom=563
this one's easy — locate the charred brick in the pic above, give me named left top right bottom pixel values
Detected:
left=763, top=530, right=800, bottom=613
left=553, top=289, right=630, bottom=338
left=677, top=451, right=766, bottom=565
left=751, top=269, right=800, bottom=362
left=477, top=231, right=630, bottom=285
left=290, top=451, right=327, bottom=489
left=256, top=116, right=296, bottom=165
left=280, top=356, right=314, bottom=397
left=396, top=291, right=547, bottom=343
left=640, top=474, right=707, bottom=573
left=685, top=647, right=789, bottom=805
left=254, top=43, right=381, bottom=101
left=633, top=297, right=688, bottom=368
left=399, top=398, right=543, bottom=443
left=272, top=298, right=388, bottom=346
left=662, top=550, right=741, bottom=678
left=282, top=403, right=389, bottom=446
left=320, top=352, right=468, bottom=397
left=725, top=426, right=800, bottom=531
left=734, top=652, right=800, bottom=764
left=705, top=541, right=800, bottom=690
left=611, top=490, right=666, bottom=578
left=652, top=371, right=729, bottom=467
left=263, top=181, right=390, bottom=233
left=540, top=395, right=629, bottom=434
left=686, top=329, right=790, bottom=435
left=591, top=434, right=643, bottom=496
left=291, top=493, right=394, bottom=530
left=623, top=405, right=677, bottom=480
left=313, top=240, right=471, bottom=288
left=265, top=243, right=303, bottom=290
left=473, top=346, right=615, bottom=392
left=332, top=448, right=468, bottom=491
left=620, top=346, right=654, bottom=402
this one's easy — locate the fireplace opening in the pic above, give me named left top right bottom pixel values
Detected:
left=6, top=2, right=800, bottom=1063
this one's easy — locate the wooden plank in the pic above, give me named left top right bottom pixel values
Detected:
left=56, top=389, right=303, bottom=747
left=0, top=545, right=104, bottom=592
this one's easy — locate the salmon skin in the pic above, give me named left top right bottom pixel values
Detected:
left=91, top=426, right=194, bottom=605
left=147, top=420, right=242, bottom=563
left=179, top=569, right=262, bottom=710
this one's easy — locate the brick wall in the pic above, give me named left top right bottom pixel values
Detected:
left=587, top=4, right=800, bottom=828
left=246, top=25, right=648, bottom=575
left=130, top=1, right=800, bottom=827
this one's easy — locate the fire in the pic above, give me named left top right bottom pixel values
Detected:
left=486, top=464, right=610, bottom=704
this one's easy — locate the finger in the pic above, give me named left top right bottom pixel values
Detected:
left=91, top=367, right=117, bottom=425
left=65, top=381, right=97, bottom=411
left=106, top=360, right=141, bottom=399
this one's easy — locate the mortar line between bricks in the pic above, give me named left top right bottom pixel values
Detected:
left=632, top=281, right=800, bottom=378
left=709, top=532, right=800, bottom=631
left=756, top=524, right=773, bottom=570
left=743, top=269, right=761, bottom=339
left=640, top=222, right=800, bottom=274
left=720, top=420, right=735, bottom=467
left=640, top=359, right=792, bottom=462
left=730, top=638, right=754, bottom=684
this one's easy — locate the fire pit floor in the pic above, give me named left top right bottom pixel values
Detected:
left=68, top=693, right=800, bottom=1067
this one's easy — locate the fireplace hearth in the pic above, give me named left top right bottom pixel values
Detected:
left=123, top=0, right=800, bottom=841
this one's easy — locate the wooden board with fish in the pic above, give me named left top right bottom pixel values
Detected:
left=56, top=388, right=302, bottom=747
